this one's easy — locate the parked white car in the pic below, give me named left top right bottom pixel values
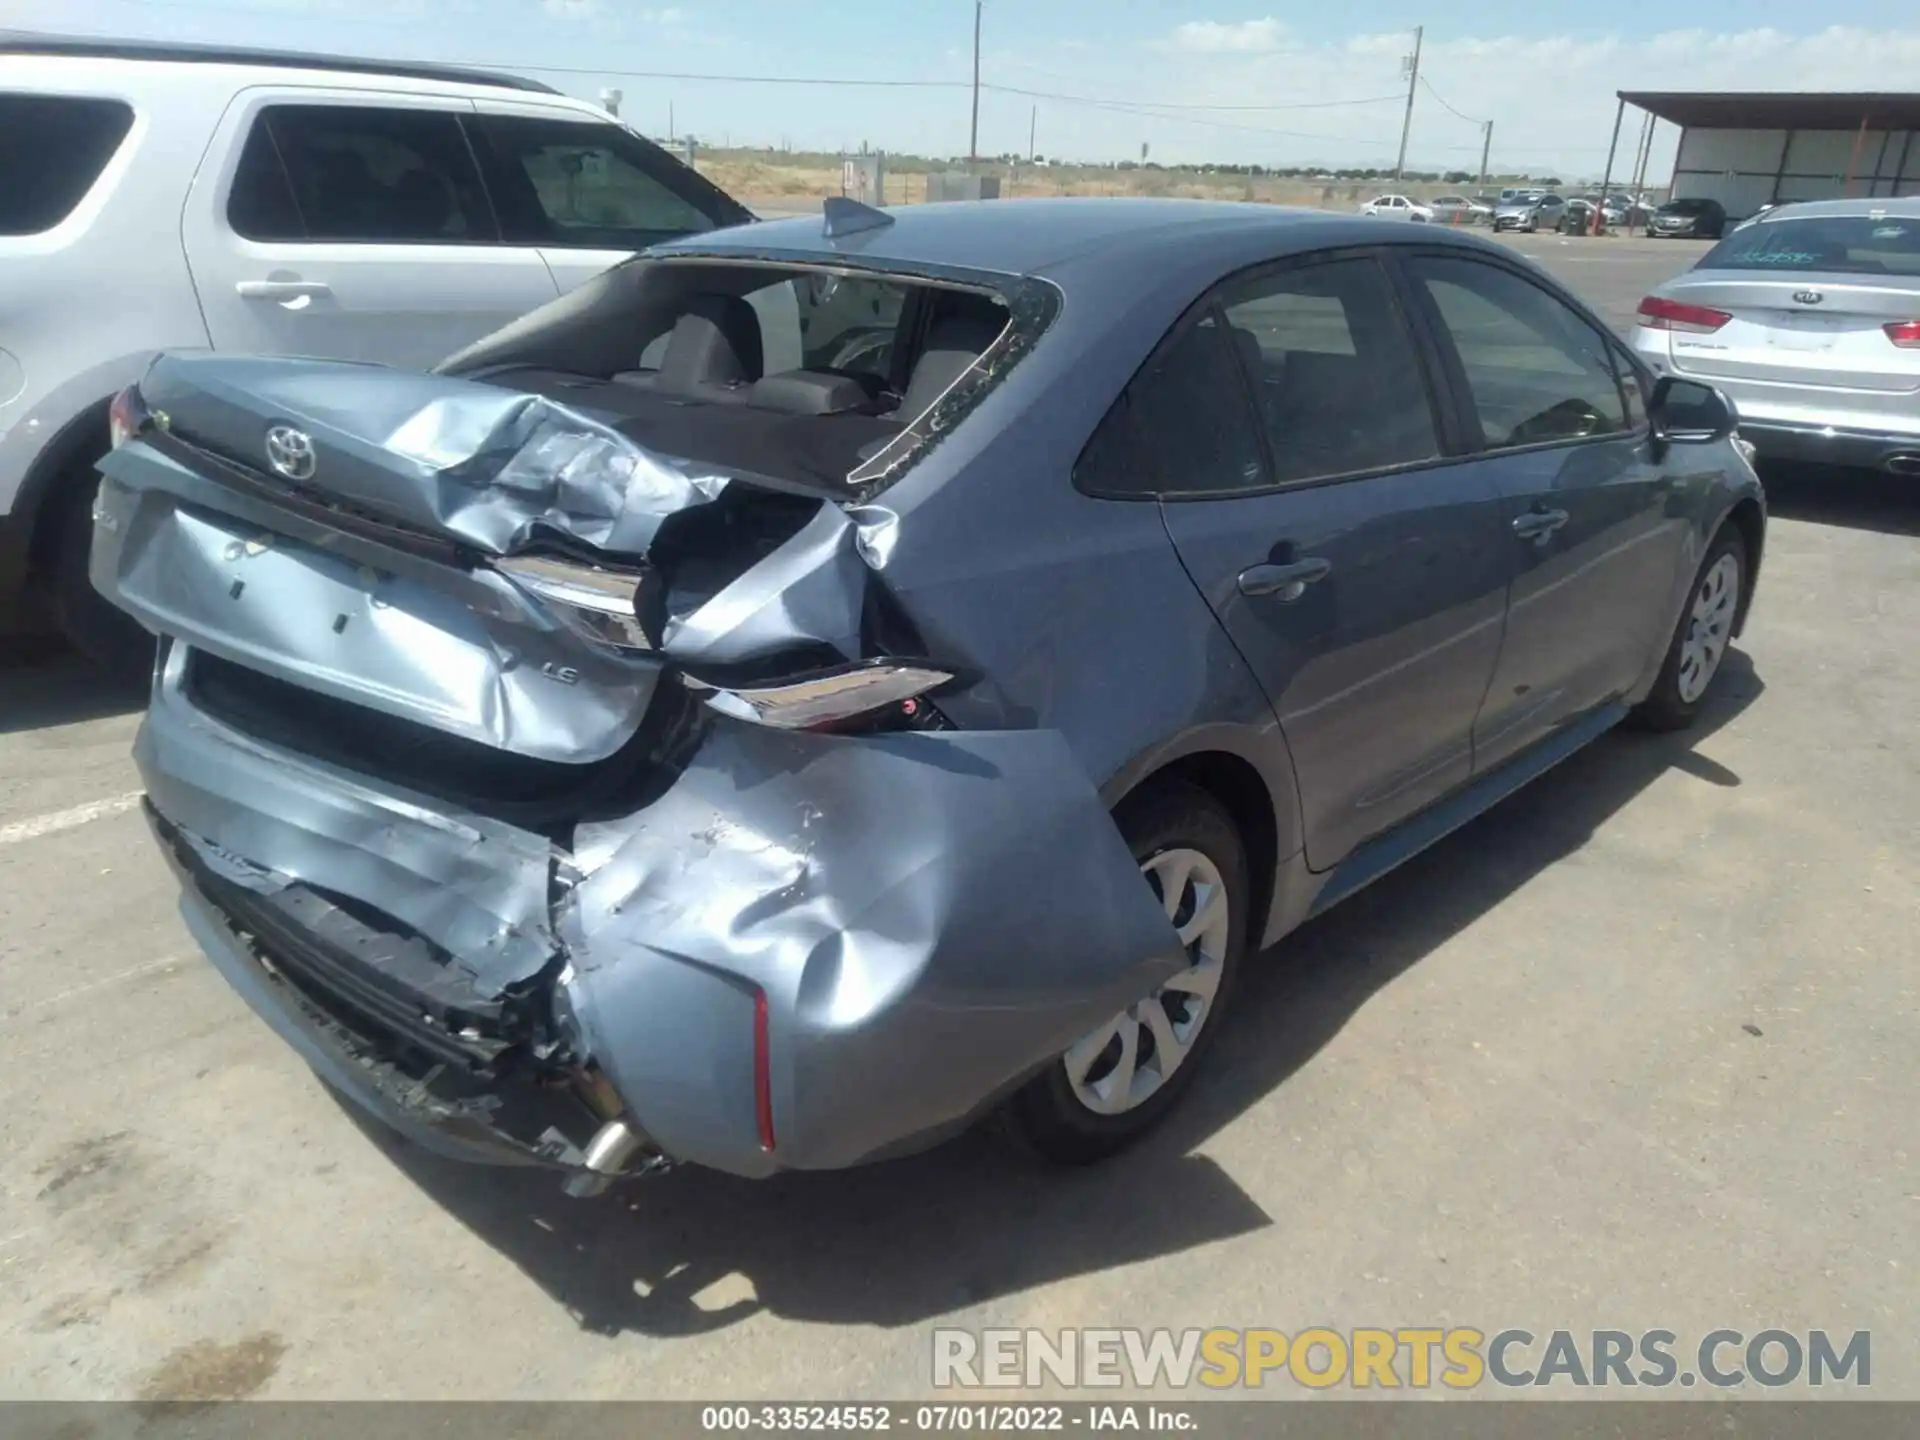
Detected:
left=0, top=37, right=753, bottom=660
left=1630, top=196, right=1920, bottom=477
left=1359, top=194, right=1433, bottom=223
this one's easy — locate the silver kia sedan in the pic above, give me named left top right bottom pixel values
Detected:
left=1630, top=198, right=1920, bottom=475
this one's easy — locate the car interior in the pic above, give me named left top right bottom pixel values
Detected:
left=453, top=260, right=1014, bottom=493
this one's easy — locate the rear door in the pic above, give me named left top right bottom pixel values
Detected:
left=1130, top=251, right=1510, bottom=870
left=182, top=91, right=559, bottom=368
left=462, top=103, right=750, bottom=293
left=462, top=102, right=785, bottom=362
left=1399, top=250, right=1686, bottom=772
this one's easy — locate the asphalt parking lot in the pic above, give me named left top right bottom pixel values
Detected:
left=2, top=230, right=1915, bottom=1403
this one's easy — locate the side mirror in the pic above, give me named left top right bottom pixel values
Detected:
left=1650, top=375, right=1737, bottom=444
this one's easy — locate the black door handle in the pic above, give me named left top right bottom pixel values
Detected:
left=1512, top=507, right=1570, bottom=543
left=1237, top=556, right=1332, bottom=600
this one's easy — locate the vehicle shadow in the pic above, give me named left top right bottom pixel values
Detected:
left=355, top=653, right=1763, bottom=1339
left=0, top=637, right=147, bottom=735
left=1760, top=462, right=1920, bottom=538
left=1174, top=649, right=1761, bottom=1153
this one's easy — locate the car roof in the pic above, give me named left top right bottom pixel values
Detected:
left=1750, top=196, right=1920, bottom=222
left=0, top=33, right=558, bottom=94
left=658, top=197, right=1497, bottom=280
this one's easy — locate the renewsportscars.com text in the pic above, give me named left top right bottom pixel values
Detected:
left=931, top=1327, right=1871, bottom=1391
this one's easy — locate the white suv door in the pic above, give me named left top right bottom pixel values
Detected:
left=181, top=88, right=559, bottom=370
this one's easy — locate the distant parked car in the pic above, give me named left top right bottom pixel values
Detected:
left=1494, top=193, right=1565, bottom=233
left=0, top=35, right=754, bottom=664
left=1611, top=194, right=1655, bottom=228
left=1428, top=194, right=1492, bottom=226
left=1648, top=197, right=1728, bottom=239
left=1359, top=194, right=1432, bottom=222
left=1632, top=196, right=1920, bottom=476
left=1559, top=199, right=1600, bottom=234
left=1559, top=197, right=1630, bottom=234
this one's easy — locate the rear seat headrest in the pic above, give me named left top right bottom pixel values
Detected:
left=897, top=315, right=1006, bottom=419
left=657, top=293, right=765, bottom=397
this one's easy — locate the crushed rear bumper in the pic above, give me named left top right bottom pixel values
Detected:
left=134, top=649, right=1184, bottom=1185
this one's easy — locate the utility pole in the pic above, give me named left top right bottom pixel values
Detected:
left=1596, top=95, right=1625, bottom=233
left=668, top=100, right=674, bottom=143
left=1029, top=104, right=1036, bottom=163
left=1477, top=120, right=1492, bottom=189
left=968, top=0, right=982, bottom=169
left=1394, top=25, right=1423, bottom=181
left=1627, top=112, right=1654, bottom=231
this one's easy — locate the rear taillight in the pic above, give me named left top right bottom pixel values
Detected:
left=107, top=385, right=150, bottom=449
left=1885, top=320, right=1920, bottom=349
left=753, top=988, right=775, bottom=1153
left=1637, top=295, right=1732, bottom=334
left=494, top=554, right=651, bottom=652
left=684, top=659, right=955, bottom=733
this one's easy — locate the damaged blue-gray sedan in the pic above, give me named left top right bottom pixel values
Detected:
left=92, top=198, right=1765, bottom=1194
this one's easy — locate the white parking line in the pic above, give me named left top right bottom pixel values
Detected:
left=0, top=791, right=144, bottom=846
left=1, top=953, right=190, bottom=1026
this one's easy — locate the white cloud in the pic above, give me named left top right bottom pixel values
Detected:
left=1171, top=18, right=1289, bottom=54
left=542, top=0, right=599, bottom=17
left=1124, top=22, right=1920, bottom=174
left=644, top=5, right=685, bottom=22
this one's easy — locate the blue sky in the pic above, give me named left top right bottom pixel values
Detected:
left=12, top=1, right=1920, bottom=176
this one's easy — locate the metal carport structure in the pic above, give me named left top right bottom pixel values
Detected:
left=1618, top=91, right=1920, bottom=219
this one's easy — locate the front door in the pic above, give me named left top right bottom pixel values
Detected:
left=1398, top=252, right=1689, bottom=772
left=1132, top=253, right=1511, bottom=870
left=182, top=92, right=559, bottom=370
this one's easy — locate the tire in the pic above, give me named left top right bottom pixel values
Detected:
left=1632, top=530, right=1745, bottom=732
left=1002, top=780, right=1250, bottom=1164
left=50, top=470, right=155, bottom=673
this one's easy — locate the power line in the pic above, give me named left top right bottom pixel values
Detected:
left=11, top=11, right=1406, bottom=122
left=477, top=63, right=968, bottom=90
left=980, top=85, right=1398, bottom=145
left=984, top=82, right=1407, bottom=114
left=13, top=11, right=1547, bottom=158
left=1418, top=74, right=1485, bottom=127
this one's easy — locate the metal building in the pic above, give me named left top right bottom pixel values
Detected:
left=1620, top=92, right=1920, bottom=219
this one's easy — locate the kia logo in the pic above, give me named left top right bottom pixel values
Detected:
left=264, top=425, right=317, bottom=482
left=1792, top=290, right=1825, bottom=305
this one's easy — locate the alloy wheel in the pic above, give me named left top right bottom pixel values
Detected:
left=1677, top=553, right=1740, bottom=703
left=1063, top=847, right=1231, bottom=1117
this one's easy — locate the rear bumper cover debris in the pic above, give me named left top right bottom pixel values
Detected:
left=135, top=656, right=1185, bottom=1181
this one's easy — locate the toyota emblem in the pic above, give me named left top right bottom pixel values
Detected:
left=1792, top=290, right=1824, bottom=305
left=264, top=425, right=316, bottom=482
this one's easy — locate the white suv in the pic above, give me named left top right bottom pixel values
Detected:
left=0, top=37, right=752, bottom=661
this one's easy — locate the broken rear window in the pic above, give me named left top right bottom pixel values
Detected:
left=441, top=256, right=1060, bottom=497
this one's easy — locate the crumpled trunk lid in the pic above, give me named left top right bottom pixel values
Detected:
left=94, top=354, right=868, bottom=767
left=135, top=353, right=739, bottom=555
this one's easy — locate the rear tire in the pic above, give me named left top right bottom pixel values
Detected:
left=50, top=471, right=154, bottom=673
left=1632, top=530, right=1745, bottom=732
left=1002, top=780, right=1250, bottom=1164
